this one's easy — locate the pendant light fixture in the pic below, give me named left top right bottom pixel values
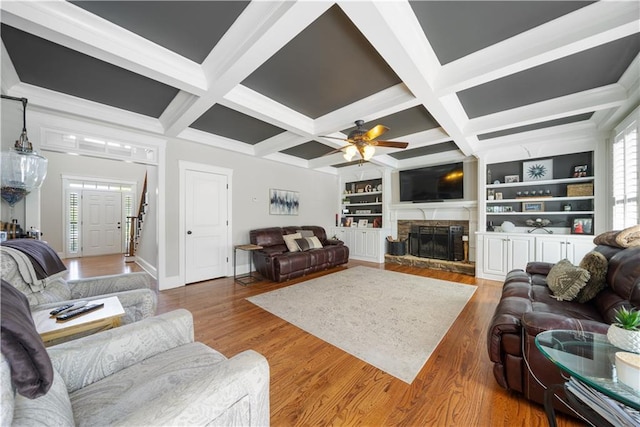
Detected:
left=1, top=95, right=48, bottom=206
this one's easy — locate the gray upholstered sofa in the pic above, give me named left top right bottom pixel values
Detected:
left=1, top=241, right=157, bottom=326
left=1, top=297, right=270, bottom=426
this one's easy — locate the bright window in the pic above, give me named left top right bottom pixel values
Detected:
left=612, top=108, right=639, bottom=229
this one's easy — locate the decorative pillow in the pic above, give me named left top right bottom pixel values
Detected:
left=546, top=259, right=590, bottom=301
left=283, top=233, right=302, bottom=252
left=296, top=229, right=315, bottom=238
left=1, top=280, right=53, bottom=398
left=575, top=251, right=608, bottom=303
left=295, top=236, right=323, bottom=252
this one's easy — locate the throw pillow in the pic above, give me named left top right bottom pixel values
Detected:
left=296, top=229, right=315, bottom=238
left=283, top=233, right=302, bottom=252
left=546, top=259, right=590, bottom=301
left=1, top=279, right=53, bottom=398
left=575, top=251, right=608, bottom=303
left=295, top=236, right=324, bottom=252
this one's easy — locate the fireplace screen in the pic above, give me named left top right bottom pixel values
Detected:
left=409, top=225, right=463, bottom=261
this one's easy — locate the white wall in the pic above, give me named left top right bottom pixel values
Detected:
left=163, top=139, right=339, bottom=279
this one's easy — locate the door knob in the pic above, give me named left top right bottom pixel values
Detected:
left=187, top=230, right=192, bottom=235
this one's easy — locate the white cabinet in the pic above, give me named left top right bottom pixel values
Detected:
left=535, top=235, right=595, bottom=264
left=478, top=233, right=534, bottom=280
left=330, top=227, right=389, bottom=263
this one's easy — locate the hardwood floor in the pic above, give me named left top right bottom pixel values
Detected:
left=63, top=255, right=581, bottom=426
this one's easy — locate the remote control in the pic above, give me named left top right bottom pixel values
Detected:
left=55, top=303, right=104, bottom=322
left=49, top=301, right=88, bottom=317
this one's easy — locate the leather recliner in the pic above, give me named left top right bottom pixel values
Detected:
left=487, top=244, right=640, bottom=413
left=249, top=226, right=349, bottom=282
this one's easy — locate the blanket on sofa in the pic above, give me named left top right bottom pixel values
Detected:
left=593, top=224, right=640, bottom=248
left=2, top=239, right=66, bottom=279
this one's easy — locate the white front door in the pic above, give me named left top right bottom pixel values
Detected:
left=185, top=170, right=228, bottom=284
left=82, top=190, right=122, bottom=256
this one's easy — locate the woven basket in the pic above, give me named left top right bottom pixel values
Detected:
left=567, top=183, right=593, bottom=197
left=607, top=325, right=640, bottom=354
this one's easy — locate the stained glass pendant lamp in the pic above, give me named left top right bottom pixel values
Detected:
left=1, top=95, right=48, bottom=206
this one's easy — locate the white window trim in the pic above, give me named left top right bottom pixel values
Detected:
left=611, top=105, right=639, bottom=229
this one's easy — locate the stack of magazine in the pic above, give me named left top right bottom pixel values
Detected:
left=566, top=377, right=640, bottom=427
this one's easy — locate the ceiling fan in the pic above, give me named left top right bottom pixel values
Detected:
left=323, top=120, right=409, bottom=162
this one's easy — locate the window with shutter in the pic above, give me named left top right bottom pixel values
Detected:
left=612, top=108, right=639, bottom=229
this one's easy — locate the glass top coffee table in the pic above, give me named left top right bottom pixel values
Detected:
left=535, top=329, right=640, bottom=426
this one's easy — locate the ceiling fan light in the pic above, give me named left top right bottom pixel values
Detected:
left=363, top=145, right=375, bottom=160
left=344, top=145, right=357, bottom=161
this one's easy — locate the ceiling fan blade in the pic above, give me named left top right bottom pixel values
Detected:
left=372, top=140, right=409, bottom=149
left=364, top=124, right=389, bottom=141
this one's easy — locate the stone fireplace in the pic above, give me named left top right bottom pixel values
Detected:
left=397, top=220, right=470, bottom=261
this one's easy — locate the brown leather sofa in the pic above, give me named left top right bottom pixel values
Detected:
left=487, top=243, right=640, bottom=412
left=249, top=226, right=349, bottom=282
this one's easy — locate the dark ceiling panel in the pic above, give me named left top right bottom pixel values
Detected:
left=477, top=112, right=594, bottom=140
left=342, top=106, right=440, bottom=140
left=281, top=141, right=335, bottom=160
left=458, top=34, right=640, bottom=119
left=71, top=1, right=249, bottom=64
left=242, top=5, right=401, bottom=119
left=410, top=1, right=594, bottom=65
left=1, top=24, right=178, bottom=118
left=389, top=141, right=459, bottom=160
left=190, top=104, right=285, bottom=145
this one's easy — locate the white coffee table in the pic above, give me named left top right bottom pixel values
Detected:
left=32, top=296, right=125, bottom=347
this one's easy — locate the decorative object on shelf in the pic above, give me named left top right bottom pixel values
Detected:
left=376, top=184, right=382, bottom=191
left=526, top=218, right=553, bottom=234
left=373, top=217, right=381, bottom=228
left=567, top=182, right=594, bottom=197
left=505, top=175, right=520, bottom=183
left=563, top=203, right=572, bottom=211
left=487, top=221, right=495, bottom=232
left=1, top=95, right=48, bottom=207
left=487, top=168, right=492, bottom=184
left=523, top=158, right=553, bottom=181
left=269, top=188, right=299, bottom=215
left=500, top=221, right=516, bottom=232
left=365, top=184, right=372, bottom=192
left=493, top=180, right=500, bottom=185
left=572, top=164, right=588, bottom=178
left=607, top=307, right=640, bottom=354
left=571, top=217, right=593, bottom=235
left=358, top=219, right=368, bottom=228
left=487, top=189, right=495, bottom=200
left=495, top=192, right=503, bottom=200
left=522, top=201, right=544, bottom=212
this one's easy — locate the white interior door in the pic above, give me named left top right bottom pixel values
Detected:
left=185, top=170, right=228, bottom=284
left=82, top=190, right=122, bottom=256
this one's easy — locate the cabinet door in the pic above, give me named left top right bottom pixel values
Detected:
left=508, top=235, right=535, bottom=271
left=536, top=236, right=568, bottom=263
left=364, top=230, right=379, bottom=260
left=483, top=235, right=508, bottom=276
left=354, top=230, right=367, bottom=257
left=566, top=237, right=596, bottom=264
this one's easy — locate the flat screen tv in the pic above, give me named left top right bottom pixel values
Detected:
left=399, top=162, right=464, bottom=202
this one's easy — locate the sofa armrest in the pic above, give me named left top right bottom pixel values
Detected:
left=325, top=239, right=344, bottom=246
left=119, top=349, right=270, bottom=426
left=48, top=309, right=194, bottom=393
left=67, top=272, right=154, bottom=298
left=525, top=262, right=555, bottom=276
left=521, top=312, right=610, bottom=338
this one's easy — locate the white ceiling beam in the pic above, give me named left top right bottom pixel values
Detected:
left=395, top=151, right=468, bottom=170
left=1, top=0, right=207, bottom=95
left=467, top=83, right=629, bottom=135
left=313, top=83, right=420, bottom=135
left=176, top=128, right=255, bottom=156
left=338, top=1, right=478, bottom=157
left=253, top=132, right=310, bottom=157
left=9, top=83, right=164, bottom=135
left=436, top=1, right=640, bottom=95
left=592, top=54, right=640, bottom=131
left=394, top=128, right=452, bottom=149
left=162, top=1, right=333, bottom=136
left=1, top=41, right=20, bottom=94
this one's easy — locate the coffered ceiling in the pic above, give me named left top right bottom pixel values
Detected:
left=1, top=1, right=638, bottom=173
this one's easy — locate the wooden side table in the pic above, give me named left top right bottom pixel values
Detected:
left=234, top=244, right=263, bottom=286
left=32, top=296, right=125, bottom=347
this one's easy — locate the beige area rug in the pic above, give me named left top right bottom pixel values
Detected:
left=247, top=266, right=476, bottom=384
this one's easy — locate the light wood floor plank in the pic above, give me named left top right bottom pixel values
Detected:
left=63, top=255, right=581, bottom=426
